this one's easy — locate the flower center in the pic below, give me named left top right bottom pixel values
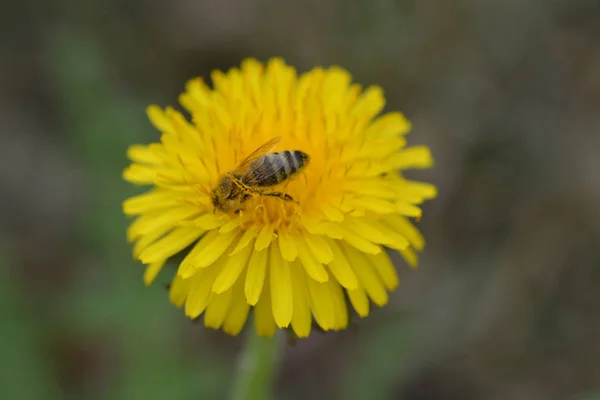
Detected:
left=237, top=197, right=302, bottom=231
left=205, top=136, right=346, bottom=232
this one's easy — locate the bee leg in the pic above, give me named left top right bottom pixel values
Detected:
left=260, top=191, right=295, bottom=202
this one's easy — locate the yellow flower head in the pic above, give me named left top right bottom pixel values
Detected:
left=123, top=58, right=436, bottom=338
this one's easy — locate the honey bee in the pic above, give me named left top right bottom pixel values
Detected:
left=211, top=136, right=310, bottom=213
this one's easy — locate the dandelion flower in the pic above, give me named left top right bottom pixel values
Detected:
left=123, top=58, right=436, bottom=338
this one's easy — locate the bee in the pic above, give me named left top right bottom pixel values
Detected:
left=211, top=136, right=310, bottom=213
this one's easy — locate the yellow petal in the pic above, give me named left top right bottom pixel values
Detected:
left=254, top=278, right=276, bottom=338
left=365, top=112, right=412, bottom=138
left=132, top=224, right=173, bottom=258
left=290, top=261, right=312, bottom=338
left=295, top=236, right=329, bottom=283
left=169, top=274, right=191, bottom=308
left=123, top=190, right=184, bottom=215
left=147, top=105, right=174, bottom=133
left=230, top=226, right=259, bottom=255
left=194, top=213, right=226, bottom=230
left=278, top=231, right=298, bottom=261
left=339, top=228, right=381, bottom=255
left=385, top=215, right=425, bottom=251
left=356, top=137, right=406, bottom=159
left=321, top=67, right=351, bottom=114
left=399, top=246, right=419, bottom=268
left=219, top=218, right=240, bottom=233
left=127, top=215, right=149, bottom=242
left=352, top=85, right=384, bottom=121
left=183, top=77, right=211, bottom=109
left=212, top=238, right=254, bottom=294
left=143, top=260, right=166, bottom=286
left=245, top=247, right=268, bottom=305
left=343, top=218, right=408, bottom=249
left=269, top=242, right=293, bottom=328
left=122, top=164, right=157, bottom=185
left=184, top=263, right=221, bottom=318
left=301, top=218, right=344, bottom=240
left=255, top=224, right=275, bottom=251
left=321, top=204, right=344, bottom=222
left=325, top=238, right=358, bottom=290
left=344, top=181, right=399, bottom=200
left=352, top=197, right=396, bottom=214
left=400, top=181, right=437, bottom=200
left=178, top=228, right=241, bottom=278
left=222, top=276, right=251, bottom=336
left=302, top=232, right=333, bottom=264
left=306, top=274, right=335, bottom=331
left=177, top=231, right=217, bottom=272
left=169, top=110, right=203, bottom=147
left=204, top=289, right=233, bottom=329
left=344, top=244, right=388, bottom=306
left=211, top=69, right=230, bottom=97
left=367, top=250, right=399, bottom=291
left=395, top=203, right=422, bottom=218
left=328, top=279, right=348, bottom=330
left=346, top=286, right=370, bottom=317
left=386, top=146, right=434, bottom=170
left=126, top=145, right=162, bottom=165
left=365, top=220, right=411, bottom=250
left=134, top=205, right=201, bottom=235
left=139, top=227, right=203, bottom=264
left=322, top=222, right=345, bottom=240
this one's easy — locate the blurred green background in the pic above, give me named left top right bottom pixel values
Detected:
left=1, top=0, right=599, bottom=399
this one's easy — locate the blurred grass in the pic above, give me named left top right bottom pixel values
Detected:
left=0, top=246, right=61, bottom=400
left=342, top=316, right=421, bottom=400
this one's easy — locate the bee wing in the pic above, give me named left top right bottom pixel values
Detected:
left=233, top=136, right=282, bottom=175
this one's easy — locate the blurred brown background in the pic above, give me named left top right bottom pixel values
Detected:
left=1, top=0, right=599, bottom=399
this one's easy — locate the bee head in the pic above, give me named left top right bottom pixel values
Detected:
left=211, top=191, right=222, bottom=211
left=212, top=175, right=242, bottom=213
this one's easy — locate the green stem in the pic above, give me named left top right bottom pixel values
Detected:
left=230, top=330, right=281, bottom=400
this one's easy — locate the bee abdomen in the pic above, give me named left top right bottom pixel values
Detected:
left=276, top=151, right=309, bottom=176
left=251, top=151, right=309, bottom=187
left=283, top=151, right=308, bottom=171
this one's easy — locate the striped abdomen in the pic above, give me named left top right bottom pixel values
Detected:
left=242, top=150, right=309, bottom=187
